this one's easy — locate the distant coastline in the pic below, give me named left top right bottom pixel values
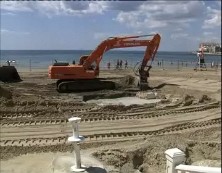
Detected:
left=204, top=52, right=221, bottom=56
left=196, top=42, right=221, bottom=56
left=192, top=51, right=221, bottom=56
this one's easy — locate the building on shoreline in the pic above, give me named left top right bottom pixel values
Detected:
left=200, top=42, right=221, bottom=54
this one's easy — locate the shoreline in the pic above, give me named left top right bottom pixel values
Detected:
left=2, top=63, right=219, bottom=74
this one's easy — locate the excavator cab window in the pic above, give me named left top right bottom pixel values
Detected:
left=53, top=60, right=69, bottom=66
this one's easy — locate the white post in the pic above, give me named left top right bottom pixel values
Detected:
left=165, top=148, right=185, bottom=173
left=74, top=143, right=81, bottom=169
left=68, top=117, right=85, bottom=172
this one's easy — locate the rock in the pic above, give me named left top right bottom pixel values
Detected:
left=136, top=92, right=156, bottom=99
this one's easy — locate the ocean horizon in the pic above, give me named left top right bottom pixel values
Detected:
left=0, top=50, right=221, bottom=70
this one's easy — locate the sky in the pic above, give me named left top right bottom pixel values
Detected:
left=0, top=1, right=221, bottom=51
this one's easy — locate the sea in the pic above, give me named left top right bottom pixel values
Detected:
left=0, top=50, right=221, bottom=70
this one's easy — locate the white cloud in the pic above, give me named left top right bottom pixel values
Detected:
left=1, top=29, right=11, bottom=33
left=203, top=31, right=213, bottom=36
left=83, top=2, right=107, bottom=14
left=105, top=1, right=143, bottom=12
left=202, top=6, right=221, bottom=29
left=174, top=28, right=183, bottom=32
left=1, top=29, right=30, bottom=35
left=0, top=2, right=33, bottom=12
left=93, top=33, right=110, bottom=40
left=0, top=0, right=208, bottom=29
left=35, top=1, right=62, bottom=17
left=93, top=32, right=135, bottom=40
left=200, top=36, right=221, bottom=44
left=115, top=1, right=204, bottom=30
left=171, top=33, right=189, bottom=39
left=1, top=12, right=16, bottom=16
left=136, top=31, right=143, bottom=34
left=201, top=32, right=221, bottom=43
left=0, top=1, right=108, bottom=17
left=1, top=1, right=220, bottom=51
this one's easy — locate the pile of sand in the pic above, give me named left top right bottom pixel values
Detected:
left=199, top=95, right=211, bottom=103
left=116, top=75, right=136, bottom=88
left=0, top=86, right=12, bottom=99
left=93, top=133, right=221, bottom=173
left=182, top=94, right=196, bottom=106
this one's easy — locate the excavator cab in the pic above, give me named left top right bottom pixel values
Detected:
left=53, top=59, right=69, bottom=66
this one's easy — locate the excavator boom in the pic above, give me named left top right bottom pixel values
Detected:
left=48, top=34, right=161, bottom=92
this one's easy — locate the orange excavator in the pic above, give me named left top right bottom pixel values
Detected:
left=48, top=33, right=161, bottom=92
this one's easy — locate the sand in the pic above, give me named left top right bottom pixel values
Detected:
left=0, top=67, right=221, bottom=173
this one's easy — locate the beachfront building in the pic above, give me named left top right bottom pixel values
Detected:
left=200, top=42, right=221, bottom=54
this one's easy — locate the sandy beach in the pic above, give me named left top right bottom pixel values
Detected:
left=0, top=67, right=221, bottom=173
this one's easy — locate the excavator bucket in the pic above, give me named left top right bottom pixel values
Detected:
left=0, top=66, right=22, bottom=82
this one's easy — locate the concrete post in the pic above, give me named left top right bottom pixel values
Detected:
left=165, top=148, right=185, bottom=173
left=68, top=117, right=85, bottom=172
left=74, top=143, right=81, bottom=169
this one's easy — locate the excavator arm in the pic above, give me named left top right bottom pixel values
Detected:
left=48, top=34, right=161, bottom=92
left=82, top=34, right=161, bottom=76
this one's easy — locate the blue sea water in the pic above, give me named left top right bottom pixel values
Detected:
left=0, top=50, right=221, bottom=70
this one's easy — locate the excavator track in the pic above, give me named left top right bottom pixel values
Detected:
left=57, top=79, right=116, bottom=92
left=1, top=101, right=220, bottom=127
left=1, top=118, right=220, bottom=147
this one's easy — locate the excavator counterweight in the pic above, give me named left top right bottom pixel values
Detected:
left=48, top=34, right=161, bottom=92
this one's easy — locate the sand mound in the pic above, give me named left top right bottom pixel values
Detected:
left=116, top=75, right=136, bottom=88
left=0, top=86, right=12, bottom=99
left=199, top=95, right=211, bottom=103
left=93, top=134, right=221, bottom=173
left=182, top=94, right=195, bottom=106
